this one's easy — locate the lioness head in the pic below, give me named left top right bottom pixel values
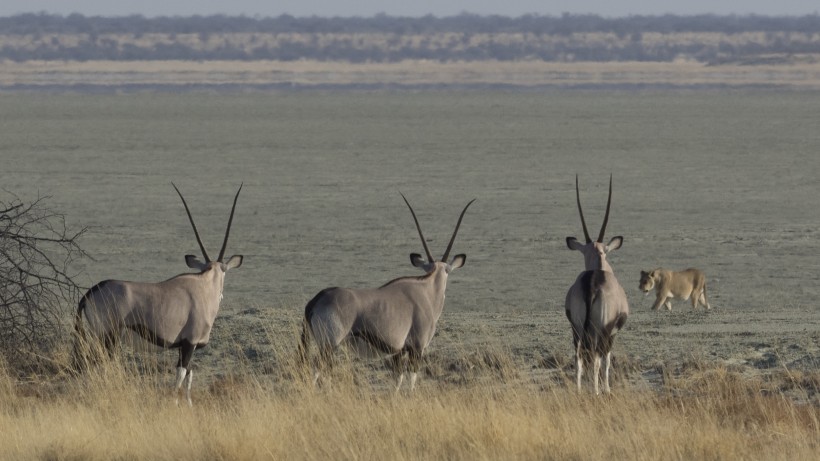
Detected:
left=639, top=270, right=659, bottom=293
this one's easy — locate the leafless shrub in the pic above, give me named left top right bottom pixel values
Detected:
left=0, top=192, right=86, bottom=373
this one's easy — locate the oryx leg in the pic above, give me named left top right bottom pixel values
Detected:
left=103, top=331, right=119, bottom=359
left=575, top=340, right=584, bottom=392
left=592, top=354, right=602, bottom=396
left=603, top=351, right=612, bottom=394
left=407, top=348, right=422, bottom=392
left=391, top=352, right=406, bottom=394
left=175, top=341, right=196, bottom=406
left=313, top=344, right=333, bottom=387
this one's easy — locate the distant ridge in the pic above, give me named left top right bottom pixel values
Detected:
left=1, top=13, right=819, bottom=63
left=3, top=12, right=820, bottom=34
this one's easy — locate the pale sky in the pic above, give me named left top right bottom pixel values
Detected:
left=0, top=1, right=817, bottom=18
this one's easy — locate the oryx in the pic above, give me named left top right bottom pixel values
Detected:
left=299, top=194, right=474, bottom=392
left=565, top=176, right=629, bottom=395
left=73, top=183, right=243, bottom=406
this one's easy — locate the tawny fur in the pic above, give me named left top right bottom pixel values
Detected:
left=639, top=268, right=711, bottom=311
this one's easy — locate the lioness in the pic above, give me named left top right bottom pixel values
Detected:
left=639, top=268, right=711, bottom=311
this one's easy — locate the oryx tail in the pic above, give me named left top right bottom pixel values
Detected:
left=301, top=195, right=474, bottom=392
left=71, top=184, right=244, bottom=405
left=72, top=281, right=109, bottom=372
left=565, top=175, right=629, bottom=395
left=298, top=288, right=331, bottom=366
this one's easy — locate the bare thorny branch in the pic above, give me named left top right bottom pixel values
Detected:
left=0, top=191, right=87, bottom=374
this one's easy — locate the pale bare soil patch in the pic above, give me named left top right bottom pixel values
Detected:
left=3, top=59, right=820, bottom=89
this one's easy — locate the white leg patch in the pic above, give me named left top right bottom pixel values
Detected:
left=185, top=369, right=194, bottom=406
left=593, top=356, right=602, bottom=396
left=174, top=366, right=187, bottom=406
left=409, top=372, right=418, bottom=391
left=175, top=366, right=187, bottom=388
left=395, top=373, right=405, bottom=394
left=576, top=354, right=584, bottom=391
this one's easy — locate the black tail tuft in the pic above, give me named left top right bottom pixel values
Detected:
left=71, top=281, right=109, bottom=374
left=70, top=289, right=92, bottom=373
left=299, top=288, right=334, bottom=366
left=579, top=270, right=606, bottom=361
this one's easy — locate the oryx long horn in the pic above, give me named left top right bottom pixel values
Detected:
left=401, top=193, right=434, bottom=263
left=596, top=175, right=613, bottom=243
left=217, top=183, right=243, bottom=262
left=441, top=199, right=476, bottom=262
left=575, top=175, right=592, bottom=243
left=172, top=183, right=211, bottom=262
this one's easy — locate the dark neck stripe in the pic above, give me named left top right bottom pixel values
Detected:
left=379, top=270, right=434, bottom=288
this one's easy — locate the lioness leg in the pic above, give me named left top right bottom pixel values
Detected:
left=652, top=294, right=668, bottom=310
left=664, top=300, right=673, bottom=310
left=701, top=285, right=711, bottom=309
left=691, top=289, right=701, bottom=309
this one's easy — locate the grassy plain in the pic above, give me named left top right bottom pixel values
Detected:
left=1, top=90, right=819, bottom=458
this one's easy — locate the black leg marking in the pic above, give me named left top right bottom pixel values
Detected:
left=407, top=348, right=422, bottom=374
left=390, top=352, right=406, bottom=375
left=319, top=345, right=333, bottom=373
left=177, top=341, right=196, bottom=369
left=103, top=332, right=119, bottom=358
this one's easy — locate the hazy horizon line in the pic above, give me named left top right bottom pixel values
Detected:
left=3, top=10, right=819, bottom=19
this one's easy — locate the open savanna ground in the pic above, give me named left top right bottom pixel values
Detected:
left=1, top=90, right=818, bottom=458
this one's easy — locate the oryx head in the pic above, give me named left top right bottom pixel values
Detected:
left=566, top=175, right=622, bottom=272
left=172, top=183, right=244, bottom=279
left=400, top=193, right=475, bottom=275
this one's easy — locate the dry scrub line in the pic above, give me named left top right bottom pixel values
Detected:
left=4, top=60, right=820, bottom=88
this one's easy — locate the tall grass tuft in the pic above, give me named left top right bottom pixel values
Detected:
left=0, top=339, right=817, bottom=460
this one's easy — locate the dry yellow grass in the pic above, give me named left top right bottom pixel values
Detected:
left=3, top=59, right=820, bottom=89
left=1, top=342, right=817, bottom=461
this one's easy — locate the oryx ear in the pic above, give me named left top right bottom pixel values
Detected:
left=448, top=254, right=466, bottom=270
left=410, top=253, right=427, bottom=268
left=566, top=237, right=584, bottom=251
left=224, top=255, right=243, bottom=270
left=185, top=255, right=207, bottom=270
left=606, top=236, right=623, bottom=252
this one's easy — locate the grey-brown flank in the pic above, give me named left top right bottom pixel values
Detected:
left=565, top=176, right=629, bottom=395
left=299, top=194, right=474, bottom=392
left=73, top=184, right=243, bottom=406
